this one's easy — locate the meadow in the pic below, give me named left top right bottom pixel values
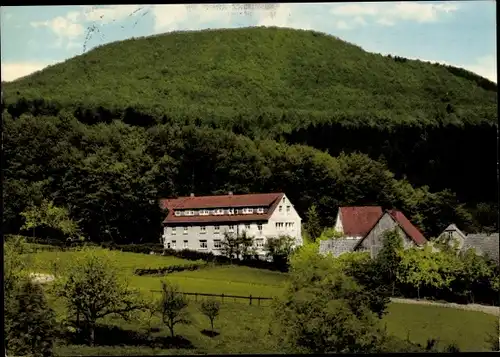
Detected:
left=29, top=246, right=497, bottom=354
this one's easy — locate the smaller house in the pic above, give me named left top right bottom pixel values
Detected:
left=436, top=223, right=467, bottom=250
left=461, top=233, right=499, bottom=264
left=333, top=206, right=384, bottom=239
left=320, top=208, right=427, bottom=258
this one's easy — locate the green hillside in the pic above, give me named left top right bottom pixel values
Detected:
left=2, top=27, right=498, bottom=242
left=3, top=27, right=497, bottom=129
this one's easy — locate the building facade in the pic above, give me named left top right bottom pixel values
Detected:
left=320, top=207, right=427, bottom=258
left=159, top=192, right=302, bottom=256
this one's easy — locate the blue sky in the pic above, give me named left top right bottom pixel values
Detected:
left=1, top=2, right=497, bottom=82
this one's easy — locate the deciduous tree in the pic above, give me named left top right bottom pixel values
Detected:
left=54, top=247, right=145, bottom=346
left=157, top=280, right=191, bottom=338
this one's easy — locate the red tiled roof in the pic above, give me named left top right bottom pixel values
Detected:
left=160, top=192, right=284, bottom=225
left=339, top=206, right=383, bottom=237
left=388, top=210, right=427, bottom=245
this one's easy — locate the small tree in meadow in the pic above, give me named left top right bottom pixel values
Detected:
left=200, top=299, right=221, bottom=334
left=158, top=280, right=190, bottom=338
left=54, top=247, right=145, bottom=346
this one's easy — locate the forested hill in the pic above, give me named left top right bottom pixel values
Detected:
left=3, top=26, right=497, bottom=129
left=2, top=27, right=498, bottom=243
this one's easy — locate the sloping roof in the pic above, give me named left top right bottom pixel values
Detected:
left=160, top=192, right=284, bottom=225
left=339, top=206, right=383, bottom=237
left=462, top=233, right=499, bottom=263
left=442, top=223, right=467, bottom=240
left=388, top=210, right=427, bottom=246
left=319, top=238, right=363, bottom=257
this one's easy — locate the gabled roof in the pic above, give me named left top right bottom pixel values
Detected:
left=354, top=209, right=427, bottom=249
left=462, top=233, right=499, bottom=263
left=339, top=206, right=383, bottom=237
left=319, top=238, right=363, bottom=257
left=160, top=192, right=285, bottom=225
left=442, top=223, right=467, bottom=240
left=387, top=210, right=427, bottom=246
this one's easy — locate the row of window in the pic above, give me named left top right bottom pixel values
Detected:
left=170, top=224, right=263, bottom=235
left=275, top=222, right=296, bottom=229
left=173, top=203, right=293, bottom=217
left=174, top=207, right=266, bottom=217
left=167, top=238, right=265, bottom=250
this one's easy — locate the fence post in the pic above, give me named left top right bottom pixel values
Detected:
left=221, top=293, right=224, bottom=303
left=249, top=294, right=252, bottom=305
left=258, top=297, right=260, bottom=306
left=195, top=293, right=198, bottom=302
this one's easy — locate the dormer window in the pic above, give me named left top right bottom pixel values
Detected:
left=227, top=208, right=234, bottom=215
left=200, top=209, right=209, bottom=216
left=174, top=211, right=181, bottom=217
left=185, top=210, right=195, bottom=216
left=214, top=209, right=224, bottom=215
left=257, top=208, right=264, bottom=214
left=242, top=208, right=254, bottom=214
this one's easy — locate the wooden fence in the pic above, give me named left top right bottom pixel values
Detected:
left=150, top=290, right=273, bottom=306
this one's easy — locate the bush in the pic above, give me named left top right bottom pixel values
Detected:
left=134, top=262, right=205, bottom=276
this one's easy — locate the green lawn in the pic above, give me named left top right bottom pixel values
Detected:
left=383, top=303, right=498, bottom=352
left=132, top=265, right=288, bottom=298
left=28, top=248, right=497, bottom=354
left=25, top=247, right=201, bottom=276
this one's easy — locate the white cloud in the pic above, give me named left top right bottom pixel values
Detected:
left=79, top=5, right=143, bottom=24
left=331, top=2, right=459, bottom=29
left=30, top=16, right=84, bottom=42
left=1, top=61, right=57, bottom=82
left=405, top=54, right=497, bottom=83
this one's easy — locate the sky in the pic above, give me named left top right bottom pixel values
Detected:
left=1, top=2, right=497, bottom=83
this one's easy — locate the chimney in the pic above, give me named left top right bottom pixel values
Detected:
left=190, top=193, right=195, bottom=197
left=228, top=191, right=233, bottom=196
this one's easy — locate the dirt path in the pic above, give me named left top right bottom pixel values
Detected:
left=391, top=297, right=500, bottom=317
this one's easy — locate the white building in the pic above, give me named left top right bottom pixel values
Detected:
left=159, top=192, right=302, bottom=256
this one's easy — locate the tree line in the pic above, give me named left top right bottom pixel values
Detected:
left=3, top=111, right=484, bottom=245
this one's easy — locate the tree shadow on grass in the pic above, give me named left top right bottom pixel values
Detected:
left=64, top=324, right=195, bottom=349
left=201, top=329, right=220, bottom=338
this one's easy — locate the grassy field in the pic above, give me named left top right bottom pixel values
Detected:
left=25, top=247, right=204, bottom=276
left=28, top=248, right=497, bottom=354
left=383, top=303, right=497, bottom=352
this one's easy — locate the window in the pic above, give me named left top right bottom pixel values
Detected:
left=174, top=211, right=181, bottom=217
left=275, top=222, right=284, bottom=229
left=200, top=209, right=209, bottom=216
left=200, top=226, right=206, bottom=234
left=285, top=222, right=294, bottom=229
left=183, top=227, right=188, bottom=235
left=245, top=224, right=251, bottom=230
left=286, top=205, right=290, bottom=213
left=171, top=240, right=177, bottom=248
left=258, top=224, right=263, bottom=231
left=279, top=206, right=283, bottom=212
left=214, top=225, right=220, bottom=234
left=256, top=238, right=264, bottom=248
left=282, top=197, right=285, bottom=203
left=199, top=240, right=207, bottom=249
left=228, top=225, right=235, bottom=232
left=183, top=240, right=188, bottom=248
left=171, top=227, right=177, bottom=235
left=242, top=208, right=254, bottom=214
left=185, top=210, right=194, bottom=216
left=257, top=207, right=264, bottom=214
left=214, top=239, right=222, bottom=249
left=228, top=208, right=234, bottom=215
left=214, top=209, right=224, bottom=215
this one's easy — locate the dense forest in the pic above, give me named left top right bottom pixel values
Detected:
left=2, top=27, right=498, bottom=244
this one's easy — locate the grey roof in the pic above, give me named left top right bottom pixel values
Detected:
left=462, top=233, right=499, bottom=263
left=442, top=223, right=467, bottom=240
left=319, top=238, right=363, bottom=257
